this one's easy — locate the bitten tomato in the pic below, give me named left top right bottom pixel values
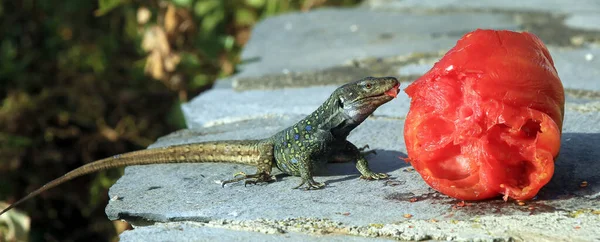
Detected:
left=404, top=29, right=565, bottom=201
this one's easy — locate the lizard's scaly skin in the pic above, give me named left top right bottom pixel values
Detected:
left=0, top=76, right=399, bottom=216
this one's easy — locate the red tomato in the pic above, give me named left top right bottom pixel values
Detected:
left=404, top=29, right=564, bottom=201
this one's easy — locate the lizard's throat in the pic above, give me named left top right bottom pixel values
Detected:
left=310, top=100, right=357, bottom=137
left=323, top=108, right=359, bottom=138
left=343, top=93, right=393, bottom=124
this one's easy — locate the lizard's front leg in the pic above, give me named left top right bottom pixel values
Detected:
left=285, top=156, right=325, bottom=190
left=341, top=141, right=389, bottom=180
left=356, top=156, right=389, bottom=180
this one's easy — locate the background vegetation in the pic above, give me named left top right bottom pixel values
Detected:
left=0, top=0, right=360, bottom=241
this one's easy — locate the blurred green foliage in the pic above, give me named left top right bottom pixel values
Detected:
left=0, top=0, right=360, bottom=241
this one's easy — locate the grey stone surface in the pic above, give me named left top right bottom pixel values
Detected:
left=232, top=53, right=442, bottom=91
left=181, top=85, right=411, bottom=129
left=364, top=0, right=600, bottom=14
left=236, top=9, right=517, bottom=79
left=227, top=0, right=600, bottom=92
left=551, top=46, right=600, bottom=91
left=111, top=0, right=600, bottom=241
left=396, top=62, right=435, bottom=77
left=565, top=14, right=600, bottom=31
left=394, top=45, right=600, bottom=91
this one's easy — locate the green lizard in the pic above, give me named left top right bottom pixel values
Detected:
left=0, top=76, right=400, bottom=216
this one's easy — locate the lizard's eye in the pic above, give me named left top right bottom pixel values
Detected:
left=365, top=83, right=372, bottom=89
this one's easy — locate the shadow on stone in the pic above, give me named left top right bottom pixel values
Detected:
left=272, top=150, right=409, bottom=185
left=320, top=149, right=409, bottom=177
left=537, top=132, right=600, bottom=200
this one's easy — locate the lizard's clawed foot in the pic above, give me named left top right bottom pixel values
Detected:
left=359, top=172, right=389, bottom=180
left=244, top=175, right=277, bottom=187
left=293, top=178, right=325, bottom=190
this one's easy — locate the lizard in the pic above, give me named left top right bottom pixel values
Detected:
left=0, top=76, right=400, bottom=216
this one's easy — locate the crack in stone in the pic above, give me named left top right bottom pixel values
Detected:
left=232, top=52, right=443, bottom=91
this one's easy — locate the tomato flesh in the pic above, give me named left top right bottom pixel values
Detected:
left=404, top=29, right=564, bottom=200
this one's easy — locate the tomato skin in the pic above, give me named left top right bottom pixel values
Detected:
left=404, top=29, right=564, bottom=201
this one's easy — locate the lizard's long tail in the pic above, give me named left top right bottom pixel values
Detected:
left=0, top=140, right=269, bottom=216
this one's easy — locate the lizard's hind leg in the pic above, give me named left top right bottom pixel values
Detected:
left=220, top=141, right=276, bottom=187
left=220, top=159, right=276, bottom=187
left=358, top=144, right=377, bottom=156
left=220, top=171, right=276, bottom=187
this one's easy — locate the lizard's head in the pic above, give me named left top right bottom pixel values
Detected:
left=336, top=76, right=400, bottom=123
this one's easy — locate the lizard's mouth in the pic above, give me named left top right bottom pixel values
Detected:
left=385, top=83, right=400, bottom=98
left=359, top=82, right=400, bottom=103
left=341, top=80, right=400, bottom=124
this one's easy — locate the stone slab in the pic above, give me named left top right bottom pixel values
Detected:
left=395, top=45, right=600, bottom=88
left=230, top=2, right=600, bottom=92
left=119, top=222, right=395, bottom=242
left=118, top=214, right=600, bottom=242
left=565, top=14, right=600, bottom=31
left=364, top=0, right=600, bottom=15
left=236, top=9, right=518, bottom=80
left=551, top=46, right=600, bottom=91
left=224, top=0, right=600, bottom=90
left=108, top=107, right=600, bottom=240
left=184, top=45, right=599, bottom=129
